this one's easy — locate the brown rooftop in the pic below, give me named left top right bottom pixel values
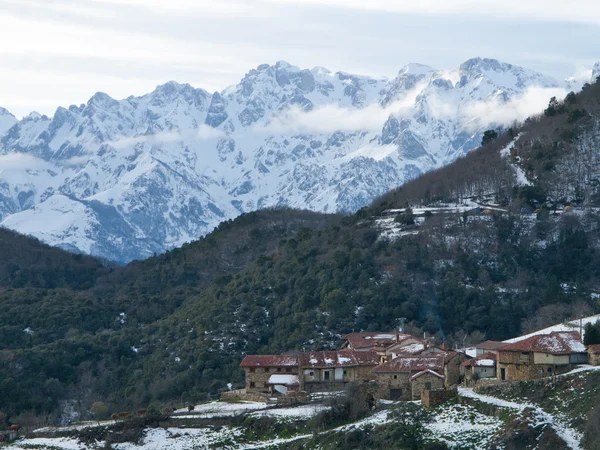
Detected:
left=298, top=351, right=379, bottom=368
left=373, top=355, right=444, bottom=373
left=475, top=340, right=506, bottom=350
left=499, top=332, right=586, bottom=355
left=461, top=352, right=498, bottom=367
left=587, top=344, right=600, bottom=354
left=341, top=332, right=414, bottom=350
left=240, top=355, right=298, bottom=367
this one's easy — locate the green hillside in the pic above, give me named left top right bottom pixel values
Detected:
left=2, top=79, right=600, bottom=425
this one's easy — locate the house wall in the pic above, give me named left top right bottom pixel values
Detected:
left=245, top=366, right=299, bottom=393
left=589, top=352, right=600, bottom=366
left=375, top=373, right=411, bottom=401
left=533, top=353, right=569, bottom=365
left=411, top=373, right=444, bottom=400
left=474, top=366, right=496, bottom=379
left=498, top=351, right=573, bottom=381
left=444, top=358, right=460, bottom=387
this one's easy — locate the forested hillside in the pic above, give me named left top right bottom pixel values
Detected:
left=2, top=78, right=600, bottom=427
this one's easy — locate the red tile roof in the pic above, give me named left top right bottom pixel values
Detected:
left=499, top=332, right=586, bottom=355
left=386, top=341, right=426, bottom=355
left=475, top=340, right=506, bottom=350
left=240, top=355, right=298, bottom=367
left=298, top=351, right=379, bottom=368
left=587, top=344, right=600, bottom=354
left=373, top=355, right=444, bottom=373
left=341, top=332, right=413, bottom=350
left=461, top=352, right=498, bottom=368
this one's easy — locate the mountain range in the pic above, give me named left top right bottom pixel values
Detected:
left=0, top=57, right=597, bottom=262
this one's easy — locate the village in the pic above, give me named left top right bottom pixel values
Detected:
left=233, top=315, right=600, bottom=407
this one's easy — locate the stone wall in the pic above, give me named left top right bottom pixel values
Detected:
left=412, top=373, right=444, bottom=400
left=244, top=367, right=300, bottom=393
left=444, top=357, right=461, bottom=387
left=220, top=390, right=269, bottom=403
left=375, top=373, right=411, bottom=400
left=589, top=352, right=600, bottom=366
left=422, top=388, right=457, bottom=408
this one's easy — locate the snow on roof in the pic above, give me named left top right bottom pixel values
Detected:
left=342, top=332, right=413, bottom=350
left=409, top=369, right=445, bottom=381
left=374, top=355, right=444, bottom=373
left=267, top=374, right=299, bottom=385
left=461, top=352, right=498, bottom=368
left=504, top=314, right=600, bottom=344
left=298, top=351, right=379, bottom=368
left=387, top=341, right=426, bottom=355
left=240, top=355, right=298, bottom=367
left=500, top=332, right=586, bottom=355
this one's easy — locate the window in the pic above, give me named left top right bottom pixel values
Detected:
left=324, top=371, right=330, bottom=381
left=277, top=367, right=282, bottom=372
left=250, top=382, right=256, bottom=388
left=519, top=352, right=529, bottom=362
left=309, top=371, right=314, bottom=376
left=249, top=368, right=255, bottom=373
left=425, top=382, right=432, bottom=390
left=393, top=375, right=398, bottom=379
left=516, top=364, right=521, bottom=370
left=343, top=370, right=347, bottom=376
left=286, top=367, right=292, bottom=373
left=264, top=367, right=270, bottom=372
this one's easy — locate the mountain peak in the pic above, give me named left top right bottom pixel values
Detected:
left=399, top=63, right=436, bottom=76
left=24, top=111, right=43, bottom=121
left=459, top=57, right=508, bottom=76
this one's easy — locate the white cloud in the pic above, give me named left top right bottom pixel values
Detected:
left=462, top=87, right=569, bottom=130
left=270, top=0, right=600, bottom=25
left=0, top=153, right=49, bottom=171
left=262, top=84, right=424, bottom=135
left=109, top=126, right=225, bottom=149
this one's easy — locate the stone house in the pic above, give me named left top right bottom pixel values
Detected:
left=461, top=352, right=497, bottom=386
left=372, top=355, right=446, bottom=401
left=587, top=344, right=600, bottom=366
left=410, top=370, right=445, bottom=400
left=419, top=348, right=463, bottom=386
left=298, top=350, right=379, bottom=393
left=497, top=331, right=587, bottom=381
left=239, top=355, right=299, bottom=394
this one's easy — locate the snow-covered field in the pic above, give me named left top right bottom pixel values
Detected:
left=426, top=404, right=503, bottom=449
left=459, top=387, right=583, bottom=449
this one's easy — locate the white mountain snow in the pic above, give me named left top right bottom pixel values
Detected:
left=0, top=57, right=596, bottom=262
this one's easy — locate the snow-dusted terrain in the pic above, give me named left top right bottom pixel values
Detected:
left=0, top=58, right=596, bottom=262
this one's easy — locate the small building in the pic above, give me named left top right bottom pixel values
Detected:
left=239, top=355, right=299, bottom=394
left=419, top=348, right=463, bottom=386
left=410, top=370, right=445, bottom=400
left=587, top=344, right=600, bottom=366
left=461, top=352, right=497, bottom=386
left=473, top=341, right=506, bottom=356
left=497, top=331, right=587, bottom=381
left=266, top=374, right=300, bottom=395
left=373, top=355, right=446, bottom=401
left=298, top=350, right=379, bottom=393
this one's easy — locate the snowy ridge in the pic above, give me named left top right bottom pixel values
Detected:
left=0, top=58, right=597, bottom=262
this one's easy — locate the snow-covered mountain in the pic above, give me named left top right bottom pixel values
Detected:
left=0, top=57, right=595, bottom=262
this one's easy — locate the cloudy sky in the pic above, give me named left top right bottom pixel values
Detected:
left=0, top=0, right=599, bottom=118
